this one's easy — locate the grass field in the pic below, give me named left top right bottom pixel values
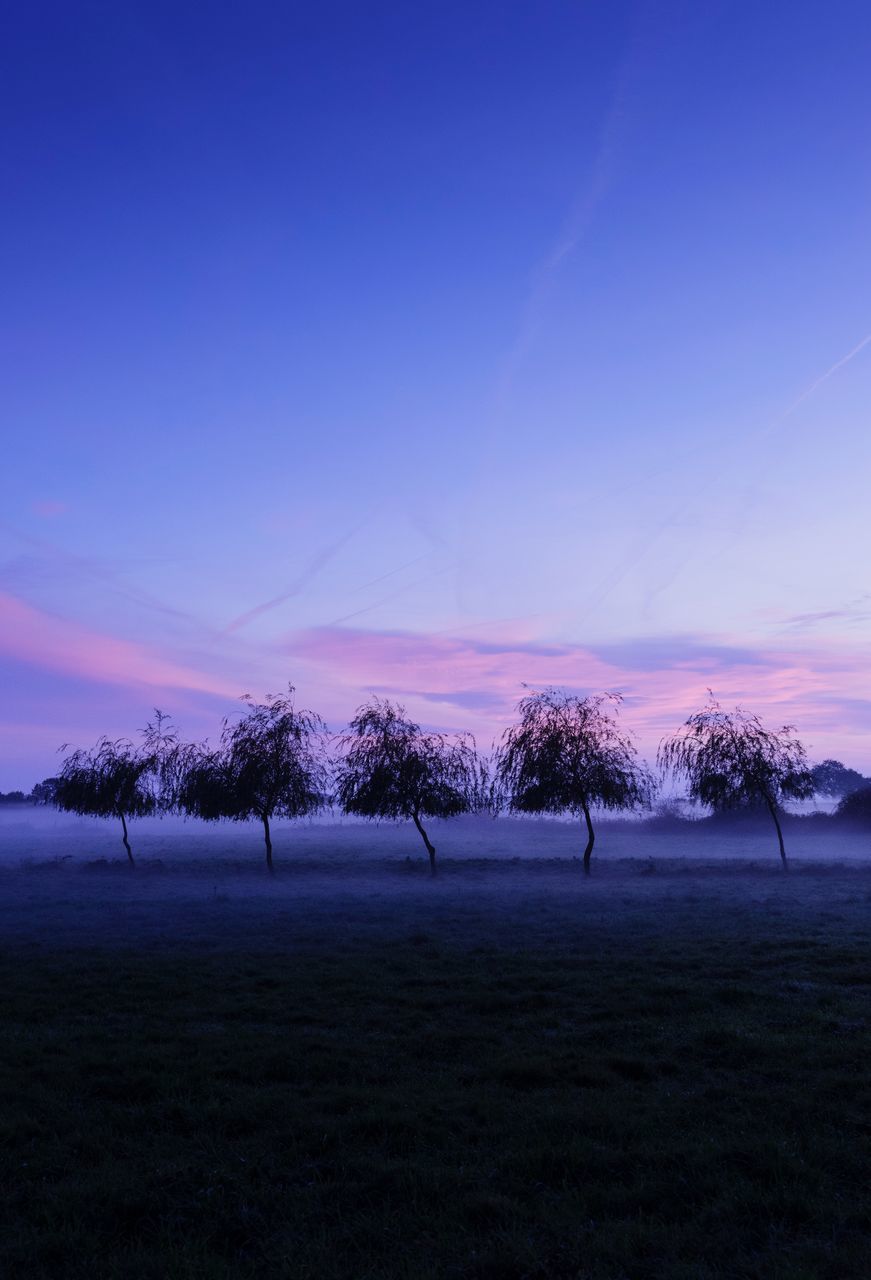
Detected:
left=0, top=845, right=869, bottom=1278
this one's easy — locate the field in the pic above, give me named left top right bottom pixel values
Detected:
left=0, top=811, right=869, bottom=1278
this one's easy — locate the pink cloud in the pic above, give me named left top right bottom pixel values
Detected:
left=31, top=500, right=68, bottom=518
left=0, top=591, right=239, bottom=699
left=3, top=594, right=870, bottom=775
left=283, top=624, right=871, bottom=765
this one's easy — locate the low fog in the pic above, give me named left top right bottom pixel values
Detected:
left=1, top=806, right=868, bottom=955
left=0, top=804, right=865, bottom=870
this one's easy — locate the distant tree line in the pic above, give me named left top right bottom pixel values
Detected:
left=12, top=687, right=871, bottom=873
left=0, top=780, right=59, bottom=806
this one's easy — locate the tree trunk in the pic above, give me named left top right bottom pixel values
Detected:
left=763, top=793, right=788, bottom=869
left=119, top=812, right=134, bottom=867
left=412, top=812, right=437, bottom=876
left=581, top=801, right=595, bottom=875
left=262, top=813, right=274, bottom=874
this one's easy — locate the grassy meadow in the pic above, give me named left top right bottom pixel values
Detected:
left=0, top=816, right=869, bottom=1277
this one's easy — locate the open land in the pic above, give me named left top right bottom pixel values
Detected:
left=0, top=811, right=869, bottom=1278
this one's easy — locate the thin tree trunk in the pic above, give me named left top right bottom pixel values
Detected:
left=262, top=813, right=274, bottom=874
left=119, top=812, right=134, bottom=867
left=763, top=793, right=788, bottom=869
left=581, top=801, right=595, bottom=875
left=412, top=812, right=437, bottom=876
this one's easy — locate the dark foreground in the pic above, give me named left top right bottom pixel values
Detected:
left=1, top=858, right=869, bottom=1278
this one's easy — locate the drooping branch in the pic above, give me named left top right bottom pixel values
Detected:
left=496, top=689, right=654, bottom=872
left=335, top=697, right=481, bottom=872
left=658, top=695, right=813, bottom=866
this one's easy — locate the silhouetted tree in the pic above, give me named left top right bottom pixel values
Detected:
left=496, top=689, right=653, bottom=874
left=335, top=697, right=481, bottom=874
left=811, top=759, right=868, bottom=798
left=54, top=738, right=156, bottom=865
left=30, top=778, right=59, bottom=805
left=141, top=709, right=185, bottom=813
left=835, top=784, right=871, bottom=824
left=178, top=688, right=328, bottom=872
left=658, top=695, right=813, bottom=868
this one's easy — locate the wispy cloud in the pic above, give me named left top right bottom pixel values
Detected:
left=0, top=519, right=199, bottom=626
left=0, top=591, right=239, bottom=698
left=282, top=623, right=871, bottom=765
left=31, top=500, right=68, bottom=519
left=781, top=595, right=871, bottom=633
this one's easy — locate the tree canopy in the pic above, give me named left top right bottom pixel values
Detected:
left=811, top=759, right=868, bottom=798
left=658, top=695, right=813, bottom=867
left=177, top=688, right=328, bottom=872
left=496, top=689, right=653, bottom=873
left=334, top=697, right=481, bottom=873
left=54, top=737, right=157, bottom=865
left=30, top=778, right=59, bottom=806
left=835, top=784, right=871, bottom=824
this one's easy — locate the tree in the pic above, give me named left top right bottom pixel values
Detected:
left=835, top=784, right=871, bottom=824
left=811, top=759, right=868, bottom=798
left=178, top=688, right=328, bottom=872
left=30, top=778, right=59, bottom=806
left=54, top=738, right=156, bottom=865
left=334, top=697, right=481, bottom=874
left=658, top=695, right=813, bottom=868
left=495, top=689, right=653, bottom=874
left=141, top=709, right=185, bottom=814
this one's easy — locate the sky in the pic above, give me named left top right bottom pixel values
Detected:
left=2, top=0, right=871, bottom=787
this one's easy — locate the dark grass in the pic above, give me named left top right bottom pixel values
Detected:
left=0, top=867, right=870, bottom=1278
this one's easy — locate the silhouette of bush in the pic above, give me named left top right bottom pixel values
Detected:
left=835, top=784, right=871, bottom=825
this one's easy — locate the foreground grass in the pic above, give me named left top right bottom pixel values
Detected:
left=0, top=886, right=869, bottom=1278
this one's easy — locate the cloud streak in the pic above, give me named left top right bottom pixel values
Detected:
left=0, top=591, right=239, bottom=699
left=4, top=593, right=871, bottom=778
left=282, top=623, right=871, bottom=764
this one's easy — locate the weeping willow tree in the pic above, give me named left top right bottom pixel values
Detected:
left=334, top=697, right=482, bottom=875
left=55, top=737, right=156, bottom=866
left=658, top=695, right=813, bottom=868
left=496, top=689, right=653, bottom=874
left=178, top=687, right=328, bottom=873
left=54, top=711, right=181, bottom=866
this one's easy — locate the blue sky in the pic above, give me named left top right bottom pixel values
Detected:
left=2, top=0, right=871, bottom=785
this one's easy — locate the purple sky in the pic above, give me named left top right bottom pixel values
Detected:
left=2, top=1, right=870, bottom=786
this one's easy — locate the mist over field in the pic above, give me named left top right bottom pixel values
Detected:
left=0, top=804, right=865, bottom=873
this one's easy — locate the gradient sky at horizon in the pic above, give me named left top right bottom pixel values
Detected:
left=2, top=0, right=871, bottom=787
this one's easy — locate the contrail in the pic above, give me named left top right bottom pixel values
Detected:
left=223, top=521, right=365, bottom=634
left=570, top=326, right=871, bottom=624
left=351, top=554, right=430, bottom=595
left=327, top=567, right=453, bottom=628
left=763, top=330, right=871, bottom=437
left=0, top=519, right=200, bottom=627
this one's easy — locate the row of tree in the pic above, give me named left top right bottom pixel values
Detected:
left=47, top=687, right=832, bottom=873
